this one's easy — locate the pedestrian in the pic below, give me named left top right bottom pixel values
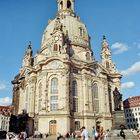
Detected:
left=91, top=126, right=96, bottom=140
left=71, top=131, right=75, bottom=139
left=81, top=126, right=89, bottom=140
left=100, top=127, right=105, bottom=140
left=57, top=132, right=61, bottom=140
left=120, top=129, right=126, bottom=140
left=65, top=132, right=70, bottom=140
left=104, top=129, right=109, bottom=140
left=137, top=130, right=140, bottom=140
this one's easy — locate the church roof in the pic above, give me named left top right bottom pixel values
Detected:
left=0, top=106, right=12, bottom=116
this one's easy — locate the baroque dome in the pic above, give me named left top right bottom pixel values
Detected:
left=41, top=3, right=90, bottom=49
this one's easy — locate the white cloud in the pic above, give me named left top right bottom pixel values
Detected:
left=111, top=42, right=128, bottom=54
left=0, top=83, right=6, bottom=91
left=137, top=44, right=140, bottom=49
left=0, top=97, right=12, bottom=106
left=121, top=61, right=140, bottom=76
left=122, top=82, right=135, bottom=90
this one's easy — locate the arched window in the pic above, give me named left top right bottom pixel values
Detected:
left=51, top=78, right=58, bottom=94
left=50, top=78, right=58, bottom=111
left=67, top=0, right=71, bottom=9
left=92, top=83, right=99, bottom=113
left=72, top=80, right=77, bottom=96
left=60, top=1, right=63, bottom=10
left=38, top=83, right=42, bottom=111
left=75, top=121, right=80, bottom=130
left=79, top=27, right=83, bottom=36
left=54, top=44, right=58, bottom=51
left=86, top=52, right=90, bottom=61
left=106, top=61, right=110, bottom=69
left=93, top=83, right=98, bottom=98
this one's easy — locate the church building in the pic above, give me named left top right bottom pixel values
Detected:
left=12, top=0, right=122, bottom=135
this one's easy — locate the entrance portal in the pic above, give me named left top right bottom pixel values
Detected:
left=49, top=120, right=57, bottom=135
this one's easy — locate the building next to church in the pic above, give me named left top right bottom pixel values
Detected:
left=0, top=106, right=11, bottom=131
left=12, top=0, right=123, bottom=135
left=123, top=96, right=140, bottom=130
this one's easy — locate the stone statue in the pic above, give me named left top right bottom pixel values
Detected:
left=113, top=87, right=122, bottom=111
left=54, top=17, right=62, bottom=31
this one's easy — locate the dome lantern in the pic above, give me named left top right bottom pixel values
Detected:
left=57, top=0, right=75, bottom=16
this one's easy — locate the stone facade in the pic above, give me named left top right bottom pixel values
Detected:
left=12, top=0, right=122, bottom=135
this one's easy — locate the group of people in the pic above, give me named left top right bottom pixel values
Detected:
left=6, top=131, right=27, bottom=140
left=131, top=129, right=140, bottom=140
left=79, top=126, right=109, bottom=140
left=57, top=126, right=109, bottom=140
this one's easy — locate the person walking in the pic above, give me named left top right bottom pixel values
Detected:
left=81, top=126, right=89, bottom=140
left=120, top=129, right=126, bottom=140
left=91, top=126, right=96, bottom=140
left=104, top=129, right=109, bottom=140
left=100, top=127, right=105, bottom=140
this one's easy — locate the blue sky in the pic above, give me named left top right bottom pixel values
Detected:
left=0, top=0, right=140, bottom=105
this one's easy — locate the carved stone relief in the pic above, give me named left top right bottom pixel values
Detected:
left=47, top=60, right=64, bottom=70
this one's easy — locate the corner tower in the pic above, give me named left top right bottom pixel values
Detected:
left=100, top=35, right=112, bottom=69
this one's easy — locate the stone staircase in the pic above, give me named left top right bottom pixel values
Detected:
left=108, top=130, right=138, bottom=140
left=27, top=135, right=57, bottom=140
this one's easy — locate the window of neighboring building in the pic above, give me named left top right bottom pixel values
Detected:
left=131, top=124, right=133, bottom=128
left=92, top=83, right=99, bottom=113
left=134, top=124, right=136, bottom=128
left=75, top=121, right=80, bottom=130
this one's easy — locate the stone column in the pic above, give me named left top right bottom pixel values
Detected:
left=29, top=76, right=36, bottom=117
